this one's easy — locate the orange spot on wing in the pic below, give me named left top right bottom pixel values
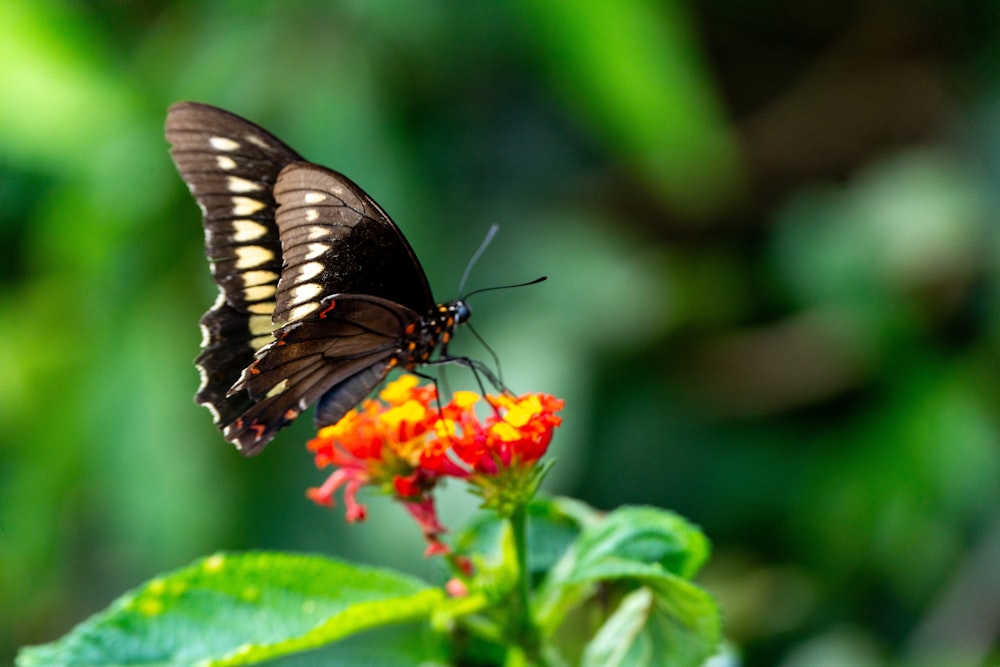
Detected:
left=319, top=300, right=337, bottom=318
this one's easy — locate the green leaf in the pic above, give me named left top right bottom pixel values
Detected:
left=533, top=504, right=719, bottom=664
left=550, top=505, right=711, bottom=586
left=581, top=581, right=720, bottom=667
left=17, top=551, right=443, bottom=667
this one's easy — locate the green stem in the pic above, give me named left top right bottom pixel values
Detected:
left=509, top=506, right=542, bottom=665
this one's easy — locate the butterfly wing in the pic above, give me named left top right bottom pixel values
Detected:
left=166, top=101, right=303, bottom=428
left=224, top=294, right=420, bottom=454
left=222, top=163, right=438, bottom=454
left=270, top=162, right=434, bottom=324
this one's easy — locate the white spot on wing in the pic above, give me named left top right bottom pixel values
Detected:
left=307, top=226, right=329, bottom=240
left=265, top=379, right=289, bottom=398
left=209, top=136, right=240, bottom=151
left=232, top=197, right=266, bottom=216
left=235, top=245, right=274, bottom=269
left=223, top=424, right=240, bottom=447
left=244, top=285, right=277, bottom=302
left=247, top=301, right=276, bottom=315
left=304, top=243, right=328, bottom=260
left=290, top=283, right=322, bottom=306
left=198, top=399, right=222, bottom=426
left=305, top=209, right=319, bottom=222
left=248, top=314, right=274, bottom=337
left=296, top=261, right=324, bottom=283
left=196, top=363, right=210, bottom=392
left=227, top=176, right=263, bottom=193
left=288, top=302, right=320, bottom=322
left=242, top=269, right=279, bottom=286
left=303, top=192, right=327, bottom=204
left=216, top=155, right=237, bottom=170
left=232, top=219, right=268, bottom=242
left=245, top=133, right=270, bottom=150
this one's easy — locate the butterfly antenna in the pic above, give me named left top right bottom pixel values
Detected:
left=463, top=275, right=547, bottom=299
left=458, top=224, right=500, bottom=296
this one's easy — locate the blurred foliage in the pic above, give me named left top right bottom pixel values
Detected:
left=2, top=1, right=1000, bottom=665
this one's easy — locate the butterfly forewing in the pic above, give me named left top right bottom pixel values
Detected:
left=271, top=162, right=434, bottom=326
left=166, top=102, right=301, bottom=317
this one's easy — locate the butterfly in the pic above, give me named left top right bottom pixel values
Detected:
left=166, top=102, right=474, bottom=456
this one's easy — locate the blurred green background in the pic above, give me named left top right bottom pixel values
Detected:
left=3, top=1, right=1000, bottom=665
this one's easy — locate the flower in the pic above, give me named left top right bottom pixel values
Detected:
left=448, top=392, right=564, bottom=475
left=307, top=375, right=564, bottom=552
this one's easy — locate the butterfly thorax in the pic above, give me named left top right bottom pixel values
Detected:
left=398, top=300, right=470, bottom=369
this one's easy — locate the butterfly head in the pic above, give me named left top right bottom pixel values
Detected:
left=453, top=299, right=471, bottom=325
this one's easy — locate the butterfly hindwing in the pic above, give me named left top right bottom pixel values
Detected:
left=223, top=295, right=418, bottom=453
left=194, top=299, right=258, bottom=426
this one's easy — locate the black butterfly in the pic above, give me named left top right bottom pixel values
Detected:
left=166, top=102, right=474, bottom=456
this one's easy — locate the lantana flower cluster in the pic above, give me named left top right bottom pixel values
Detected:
left=307, top=375, right=563, bottom=555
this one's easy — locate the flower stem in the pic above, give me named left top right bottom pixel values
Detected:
left=509, top=505, right=541, bottom=664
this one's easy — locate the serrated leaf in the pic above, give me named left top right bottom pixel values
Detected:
left=17, top=551, right=443, bottom=667
left=581, top=579, right=720, bottom=667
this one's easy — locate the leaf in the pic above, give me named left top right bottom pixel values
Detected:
left=533, top=504, right=719, bottom=665
left=17, top=551, right=443, bottom=667
left=581, top=581, right=720, bottom=667
left=566, top=506, right=711, bottom=581
left=537, top=504, right=711, bottom=618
